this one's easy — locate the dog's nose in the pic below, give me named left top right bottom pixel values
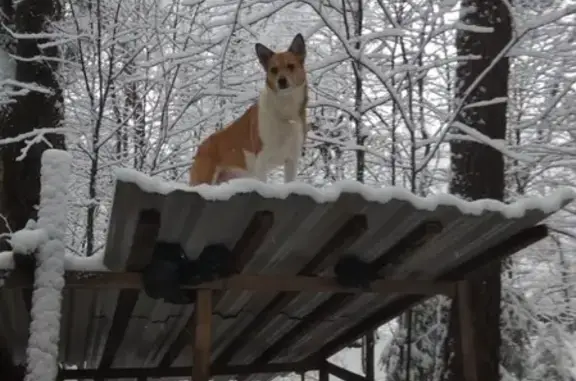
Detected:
left=278, top=77, right=288, bottom=89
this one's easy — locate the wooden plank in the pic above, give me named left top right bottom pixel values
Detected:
left=96, top=209, right=161, bottom=375
left=3, top=272, right=455, bottom=295
left=59, top=362, right=311, bottom=379
left=248, top=220, right=443, bottom=366
left=213, top=215, right=368, bottom=367
left=457, top=281, right=479, bottom=381
left=193, top=290, right=212, bottom=381
left=157, top=211, right=274, bottom=369
left=304, top=224, right=549, bottom=364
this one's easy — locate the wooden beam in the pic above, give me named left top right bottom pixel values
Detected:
left=157, top=211, right=274, bottom=369
left=194, top=290, right=212, bottom=381
left=3, top=271, right=455, bottom=295
left=304, top=224, right=549, bottom=363
left=319, top=362, right=328, bottom=381
left=457, top=281, right=479, bottom=381
left=231, top=211, right=275, bottom=273
left=59, top=362, right=311, bottom=379
left=326, top=362, right=367, bottom=381
left=248, top=220, right=443, bottom=366
left=213, top=215, right=368, bottom=367
left=364, top=332, right=375, bottom=381
left=96, top=209, right=161, bottom=376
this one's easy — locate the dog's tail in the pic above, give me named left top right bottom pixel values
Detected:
left=189, top=142, right=219, bottom=185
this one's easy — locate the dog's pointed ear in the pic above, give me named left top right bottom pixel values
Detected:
left=288, top=33, right=306, bottom=60
left=255, top=43, right=274, bottom=68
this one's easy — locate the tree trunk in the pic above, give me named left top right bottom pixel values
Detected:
left=0, top=0, right=66, bottom=377
left=444, top=0, right=511, bottom=380
left=0, top=0, right=66, bottom=237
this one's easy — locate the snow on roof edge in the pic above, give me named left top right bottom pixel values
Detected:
left=113, top=167, right=576, bottom=219
left=0, top=250, right=109, bottom=271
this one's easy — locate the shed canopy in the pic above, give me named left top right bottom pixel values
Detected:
left=1, top=168, right=574, bottom=381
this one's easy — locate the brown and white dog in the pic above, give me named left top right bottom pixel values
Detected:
left=189, top=33, right=308, bottom=185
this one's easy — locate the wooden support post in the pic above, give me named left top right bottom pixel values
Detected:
left=193, top=289, right=212, bottom=381
left=363, top=332, right=375, bottom=381
left=319, top=362, right=328, bottom=381
left=456, top=281, right=479, bottom=381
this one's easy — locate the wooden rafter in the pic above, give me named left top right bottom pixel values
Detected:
left=212, top=214, right=368, bottom=367
left=302, top=224, right=549, bottom=364
left=96, top=209, right=161, bottom=376
left=157, top=211, right=274, bottom=369
left=244, top=220, right=444, bottom=368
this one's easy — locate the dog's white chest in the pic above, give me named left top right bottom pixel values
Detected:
left=243, top=117, right=303, bottom=177
left=242, top=86, right=306, bottom=181
left=263, top=119, right=301, bottom=161
left=263, top=120, right=301, bottom=161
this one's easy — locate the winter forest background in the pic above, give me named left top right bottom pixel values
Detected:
left=0, top=0, right=575, bottom=380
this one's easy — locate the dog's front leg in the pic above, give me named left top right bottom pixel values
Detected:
left=284, top=157, right=298, bottom=183
left=284, top=134, right=303, bottom=183
left=252, top=154, right=270, bottom=183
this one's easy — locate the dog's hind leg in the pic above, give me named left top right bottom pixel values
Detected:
left=189, top=153, right=218, bottom=185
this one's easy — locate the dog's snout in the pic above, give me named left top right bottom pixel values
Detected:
left=278, top=77, right=288, bottom=89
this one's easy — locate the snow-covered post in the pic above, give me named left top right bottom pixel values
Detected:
left=24, top=149, right=71, bottom=381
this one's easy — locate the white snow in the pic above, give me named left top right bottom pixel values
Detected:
left=0, top=216, right=108, bottom=270
left=0, top=250, right=14, bottom=269
left=9, top=228, right=49, bottom=255
left=0, top=193, right=108, bottom=271
left=114, top=167, right=576, bottom=219
left=24, top=149, right=72, bottom=381
left=0, top=250, right=109, bottom=271
left=64, top=251, right=108, bottom=271
left=452, top=121, right=537, bottom=164
left=462, top=96, right=508, bottom=110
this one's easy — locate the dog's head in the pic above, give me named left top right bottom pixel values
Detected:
left=255, top=33, right=307, bottom=93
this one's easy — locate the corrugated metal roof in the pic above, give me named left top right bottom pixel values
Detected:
left=1, top=171, right=574, bottom=381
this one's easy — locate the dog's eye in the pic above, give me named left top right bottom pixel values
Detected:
left=270, top=67, right=278, bottom=74
left=287, top=64, right=295, bottom=71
